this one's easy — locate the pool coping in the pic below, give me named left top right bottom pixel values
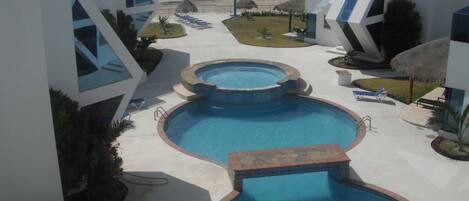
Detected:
left=157, top=95, right=407, bottom=201
left=180, top=58, right=301, bottom=92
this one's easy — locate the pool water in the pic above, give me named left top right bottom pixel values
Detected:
left=196, top=62, right=286, bottom=89
left=237, top=172, right=392, bottom=201
left=164, top=96, right=394, bottom=201
left=165, top=96, right=357, bottom=163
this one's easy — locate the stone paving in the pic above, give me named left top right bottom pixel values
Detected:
left=118, top=13, right=469, bottom=201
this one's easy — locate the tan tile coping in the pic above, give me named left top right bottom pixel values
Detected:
left=229, top=144, right=349, bottom=172
left=228, top=144, right=350, bottom=191
left=180, top=58, right=301, bottom=92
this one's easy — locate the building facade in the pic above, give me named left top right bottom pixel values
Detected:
left=0, top=0, right=158, bottom=199
left=326, top=0, right=385, bottom=62
left=44, top=0, right=159, bottom=122
left=445, top=7, right=469, bottom=115
left=304, top=0, right=341, bottom=47
left=306, top=0, right=468, bottom=62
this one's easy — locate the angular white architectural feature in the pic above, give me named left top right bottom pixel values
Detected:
left=304, top=0, right=340, bottom=47
left=44, top=0, right=145, bottom=122
left=445, top=6, right=469, bottom=113
left=0, top=0, right=63, bottom=200
left=95, top=0, right=160, bottom=34
left=326, top=0, right=385, bottom=62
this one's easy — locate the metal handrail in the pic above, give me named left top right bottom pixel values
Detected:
left=154, top=107, right=168, bottom=121
left=357, top=115, right=372, bottom=131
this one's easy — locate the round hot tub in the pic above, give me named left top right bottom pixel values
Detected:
left=181, top=59, right=300, bottom=104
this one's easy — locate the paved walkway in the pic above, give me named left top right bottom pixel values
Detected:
left=400, top=87, right=445, bottom=129
left=119, top=13, right=469, bottom=201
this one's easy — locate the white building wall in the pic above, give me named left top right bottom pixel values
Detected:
left=445, top=41, right=469, bottom=93
left=315, top=13, right=341, bottom=46
left=305, top=0, right=341, bottom=47
left=42, top=0, right=80, bottom=99
left=0, top=0, right=63, bottom=200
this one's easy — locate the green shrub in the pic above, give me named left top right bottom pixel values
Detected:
left=241, top=11, right=296, bottom=17
left=383, top=0, right=422, bottom=61
left=102, top=9, right=138, bottom=55
left=50, top=89, right=133, bottom=201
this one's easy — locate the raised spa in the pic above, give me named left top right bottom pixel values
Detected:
left=181, top=59, right=300, bottom=104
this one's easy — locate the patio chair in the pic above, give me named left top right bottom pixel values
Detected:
left=122, top=111, right=131, bottom=121
left=353, top=85, right=387, bottom=102
left=129, top=98, right=145, bottom=110
left=416, top=98, right=443, bottom=109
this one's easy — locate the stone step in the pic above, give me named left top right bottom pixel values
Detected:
left=288, top=78, right=313, bottom=96
left=327, top=46, right=346, bottom=55
left=173, top=83, right=203, bottom=101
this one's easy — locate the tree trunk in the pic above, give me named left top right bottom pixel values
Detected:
left=408, top=77, right=414, bottom=104
left=288, top=11, right=292, bottom=32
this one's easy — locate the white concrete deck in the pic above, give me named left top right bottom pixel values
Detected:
left=119, top=13, right=469, bottom=201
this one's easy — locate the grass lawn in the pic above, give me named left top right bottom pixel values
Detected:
left=329, top=57, right=390, bottom=70
left=223, top=16, right=311, bottom=47
left=140, top=23, right=186, bottom=39
left=135, top=48, right=163, bottom=74
left=353, top=77, right=439, bottom=103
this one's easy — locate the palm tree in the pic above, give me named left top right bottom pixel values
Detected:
left=441, top=103, right=469, bottom=152
left=274, top=0, right=305, bottom=32
left=159, top=16, right=169, bottom=35
left=257, top=27, right=271, bottom=39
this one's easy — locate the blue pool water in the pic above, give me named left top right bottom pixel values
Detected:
left=164, top=96, right=393, bottom=201
left=237, top=172, right=392, bottom=201
left=165, top=96, right=357, bottom=163
left=196, top=62, right=286, bottom=89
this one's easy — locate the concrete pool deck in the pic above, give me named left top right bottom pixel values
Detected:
left=118, top=13, right=469, bottom=201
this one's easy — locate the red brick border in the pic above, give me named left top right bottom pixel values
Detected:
left=157, top=96, right=406, bottom=201
left=342, top=178, right=409, bottom=201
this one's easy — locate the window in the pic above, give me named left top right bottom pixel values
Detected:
left=305, top=14, right=317, bottom=39
left=451, top=7, right=469, bottom=43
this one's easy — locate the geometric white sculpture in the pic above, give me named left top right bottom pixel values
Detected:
left=326, top=0, right=385, bottom=62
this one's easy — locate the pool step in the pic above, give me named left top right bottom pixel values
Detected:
left=229, top=144, right=350, bottom=192
left=288, top=78, right=313, bottom=96
left=173, top=83, right=203, bottom=101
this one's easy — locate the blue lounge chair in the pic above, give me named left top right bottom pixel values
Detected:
left=129, top=98, right=145, bottom=110
left=353, top=86, right=387, bottom=102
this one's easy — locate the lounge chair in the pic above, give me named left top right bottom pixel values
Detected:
left=353, top=86, right=387, bottom=102
left=129, top=98, right=145, bottom=110
left=416, top=98, right=443, bottom=109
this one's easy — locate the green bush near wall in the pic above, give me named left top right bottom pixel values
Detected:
left=382, top=0, right=423, bottom=61
left=50, top=89, right=132, bottom=201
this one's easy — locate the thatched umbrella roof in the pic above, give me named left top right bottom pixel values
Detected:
left=237, top=0, right=258, bottom=9
left=274, top=0, right=305, bottom=13
left=176, top=0, right=198, bottom=13
left=391, top=37, right=450, bottom=83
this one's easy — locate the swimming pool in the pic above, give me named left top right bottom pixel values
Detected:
left=196, top=62, right=286, bottom=89
left=180, top=59, right=300, bottom=104
left=164, top=59, right=405, bottom=201
left=164, top=96, right=358, bottom=163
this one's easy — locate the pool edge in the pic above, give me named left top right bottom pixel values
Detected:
left=157, top=96, right=407, bottom=201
